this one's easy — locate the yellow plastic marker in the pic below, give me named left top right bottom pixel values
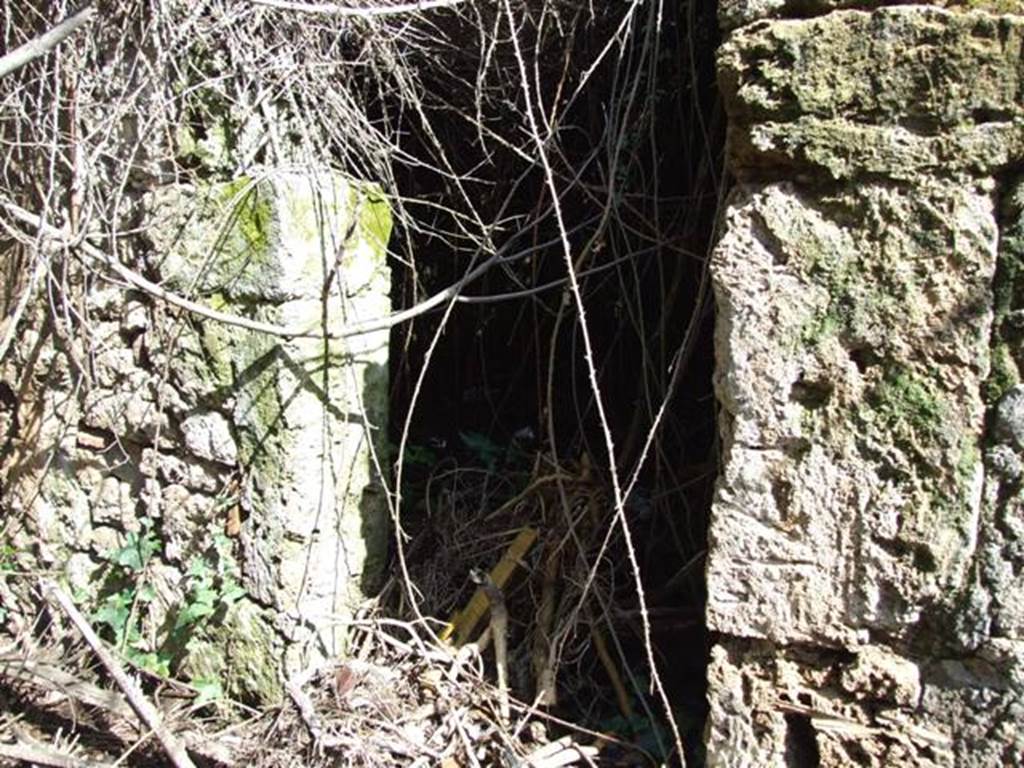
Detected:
left=440, top=526, right=538, bottom=646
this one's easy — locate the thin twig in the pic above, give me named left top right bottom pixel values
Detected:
left=0, top=740, right=112, bottom=768
left=0, top=5, right=98, bottom=80
left=1, top=198, right=503, bottom=341
left=500, top=0, right=686, bottom=762
left=0, top=250, right=46, bottom=365
left=0, top=653, right=137, bottom=720
left=251, top=0, right=465, bottom=16
left=285, top=673, right=344, bottom=750
left=41, top=581, right=198, bottom=768
left=468, top=569, right=509, bottom=722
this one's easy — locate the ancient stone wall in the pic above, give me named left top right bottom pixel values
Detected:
left=0, top=171, right=391, bottom=702
left=707, top=4, right=1024, bottom=765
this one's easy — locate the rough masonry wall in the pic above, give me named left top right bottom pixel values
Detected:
left=708, top=5, right=1024, bottom=766
left=0, top=171, right=391, bottom=702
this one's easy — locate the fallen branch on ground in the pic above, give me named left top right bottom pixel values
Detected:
left=40, top=580, right=198, bottom=768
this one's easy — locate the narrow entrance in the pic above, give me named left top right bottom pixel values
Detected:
left=381, top=1, right=724, bottom=763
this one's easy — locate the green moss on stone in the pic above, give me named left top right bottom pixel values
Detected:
left=932, top=437, right=982, bottom=512
left=956, top=439, right=982, bottom=488
left=213, top=179, right=279, bottom=296
left=182, top=599, right=282, bottom=704
left=801, top=307, right=842, bottom=349
left=154, top=177, right=279, bottom=299
left=859, top=365, right=982, bottom=552
left=220, top=179, right=271, bottom=251
left=867, top=366, right=946, bottom=445
left=799, top=265, right=914, bottom=351
left=985, top=178, right=1024, bottom=405
left=984, top=343, right=1020, bottom=404
left=792, top=208, right=926, bottom=353
left=358, top=187, right=393, bottom=254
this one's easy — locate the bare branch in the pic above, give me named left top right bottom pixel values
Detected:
left=0, top=6, right=97, bottom=80
left=250, top=0, right=465, bottom=18
left=1, top=199, right=507, bottom=340
left=0, top=740, right=112, bottom=768
left=41, top=581, right=198, bottom=768
left=500, top=0, right=688, bottom=761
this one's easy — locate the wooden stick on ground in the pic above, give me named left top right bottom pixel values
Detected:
left=468, top=569, right=510, bottom=722
left=285, top=668, right=343, bottom=751
left=0, top=739, right=113, bottom=768
left=41, top=580, right=197, bottom=768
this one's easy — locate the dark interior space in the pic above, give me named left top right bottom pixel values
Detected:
left=379, top=1, right=724, bottom=763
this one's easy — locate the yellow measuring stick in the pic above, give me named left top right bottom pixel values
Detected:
left=440, top=526, right=538, bottom=646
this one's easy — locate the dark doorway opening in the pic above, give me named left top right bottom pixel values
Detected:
left=382, top=1, right=724, bottom=763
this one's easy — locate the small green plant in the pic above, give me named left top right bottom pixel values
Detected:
left=170, top=535, right=246, bottom=644
left=0, top=541, right=17, bottom=572
left=92, top=521, right=167, bottom=673
left=92, top=524, right=246, bottom=695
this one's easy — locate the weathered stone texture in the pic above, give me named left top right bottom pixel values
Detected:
left=708, top=4, right=1024, bottom=766
left=721, top=9, right=1024, bottom=181
left=151, top=171, right=393, bottom=678
left=710, top=179, right=995, bottom=649
left=719, top=0, right=1024, bottom=34
left=1, top=171, right=391, bottom=701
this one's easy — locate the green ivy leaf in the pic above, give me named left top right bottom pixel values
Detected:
left=137, top=584, right=157, bottom=602
left=175, top=593, right=216, bottom=631
left=125, top=648, right=170, bottom=678
left=187, top=557, right=212, bottom=581
left=192, top=677, right=224, bottom=707
left=220, top=578, right=246, bottom=604
left=110, top=529, right=159, bottom=572
left=92, top=591, right=133, bottom=639
left=0, top=543, right=16, bottom=571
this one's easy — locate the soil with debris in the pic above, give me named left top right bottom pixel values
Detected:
left=0, top=459, right=663, bottom=767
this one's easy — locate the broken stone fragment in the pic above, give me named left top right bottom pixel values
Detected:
left=992, top=385, right=1024, bottom=450
left=161, top=484, right=217, bottom=563
left=140, top=448, right=222, bottom=493
left=840, top=646, right=921, bottom=708
left=90, top=475, right=133, bottom=527
left=180, top=410, right=238, bottom=465
left=81, top=387, right=168, bottom=443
